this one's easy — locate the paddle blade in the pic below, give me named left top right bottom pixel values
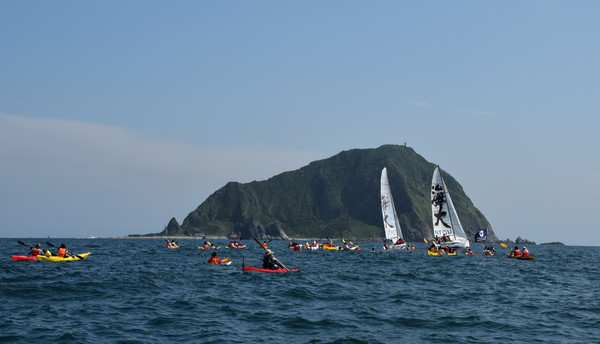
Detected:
left=46, top=241, right=57, bottom=247
left=423, top=238, right=428, bottom=243
left=221, top=257, right=231, bottom=263
left=500, top=243, right=508, bottom=248
left=18, top=241, right=30, bottom=247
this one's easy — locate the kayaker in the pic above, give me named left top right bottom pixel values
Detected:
left=513, top=246, right=521, bottom=257
left=521, top=246, right=530, bottom=258
left=56, top=243, right=69, bottom=258
left=262, top=249, right=279, bottom=270
left=342, top=242, right=350, bottom=250
left=428, top=243, right=437, bottom=252
left=29, top=243, right=44, bottom=256
left=466, top=248, right=473, bottom=255
left=207, top=252, right=221, bottom=264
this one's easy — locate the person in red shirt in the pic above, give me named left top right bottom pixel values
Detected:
left=207, top=252, right=221, bottom=264
left=29, top=244, right=44, bottom=256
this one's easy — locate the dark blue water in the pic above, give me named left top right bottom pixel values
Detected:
left=1, top=239, right=598, bottom=343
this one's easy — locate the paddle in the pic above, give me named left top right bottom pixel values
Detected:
left=500, top=242, right=509, bottom=248
left=17, top=240, right=32, bottom=248
left=253, top=237, right=289, bottom=271
left=221, top=257, right=231, bottom=263
left=46, top=241, right=85, bottom=260
left=423, top=238, right=428, bottom=243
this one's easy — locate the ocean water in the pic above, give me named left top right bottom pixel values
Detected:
left=1, top=238, right=598, bottom=343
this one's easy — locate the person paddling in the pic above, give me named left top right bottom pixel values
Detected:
left=29, top=243, right=45, bottom=256
left=521, top=246, right=530, bottom=258
left=262, top=249, right=279, bottom=269
left=207, top=252, right=221, bottom=264
left=56, top=243, right=70, bottom=258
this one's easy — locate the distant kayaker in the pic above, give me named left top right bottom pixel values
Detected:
left=371, top=247, right=376, bottom=253
left=513, top=246, right=521, bottom=257
left=207, top=252, right=221, bottom=264
left=262, top=249, right=279, bottom=270
left=521, top=246, right=530, bottom=258
left=56, top=243, right=69, bottom=258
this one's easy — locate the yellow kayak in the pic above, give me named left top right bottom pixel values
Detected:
left=322, top=245, right=340, bottom=250
left=427, top=250, right=444, bottom=255
left=37, top=252, right=91, bottom=262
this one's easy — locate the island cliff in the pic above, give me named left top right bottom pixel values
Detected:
left=144, top=145, right=497, bottom=241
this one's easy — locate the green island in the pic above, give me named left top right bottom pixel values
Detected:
left=130, top=144, right=499, bottom=242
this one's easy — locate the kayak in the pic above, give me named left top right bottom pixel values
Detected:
left=11, top=255, right=39, bottom=261
left=427, top=250, right=444, bottom=255
left=242, top=265, right=299, bottom=273
left=37, top=252, right=91, bottom=262
left=167, top=245, right=180, bottom=249
left=507, top=254, right=535, bottom=260
left=322, top=245, right=339, bottom=250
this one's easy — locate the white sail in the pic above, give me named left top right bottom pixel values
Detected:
left=430, top=166, right=470, bottom=248
left=381, top=168, right=406, bottom=249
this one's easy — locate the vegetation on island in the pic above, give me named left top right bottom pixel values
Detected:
left=132, top=145, right=498, bottom=241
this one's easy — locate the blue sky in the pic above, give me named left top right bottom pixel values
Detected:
left=1, top=1, right=598, bottom=245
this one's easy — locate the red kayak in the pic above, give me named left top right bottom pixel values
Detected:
left=242, top=265, right=299, bottom=273
left=11, top=255, right=39, bottom=261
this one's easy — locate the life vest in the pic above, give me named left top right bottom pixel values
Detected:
left=57, top=247, right=67, bottom=257
left=207, top=257, right=221, bottom=264
left=522, top=250, right=530, bottom=258
left=30, top=248, right=42, bottom=256
left=203, top=244, right=209, bottom=249
left=514, top=249, right=521, bottom=256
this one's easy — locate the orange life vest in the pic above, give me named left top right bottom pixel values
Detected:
left=514, top=249, right=521, bottom=256
left=57, top=247, right=67, bottom=257
left=30, top=248, right=42, bottom=256
left=207, top=257, right=221, bottom=264
left=522, top=250, right=530, bottom=258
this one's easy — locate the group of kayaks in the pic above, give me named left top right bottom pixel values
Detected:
left=11, top=241, right=91, bottom=262
left=11, top=252, right=91, bottom=262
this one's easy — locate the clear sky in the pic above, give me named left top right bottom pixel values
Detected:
left=1, top=1, right=598, bottom=245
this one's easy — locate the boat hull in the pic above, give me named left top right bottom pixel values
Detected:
left=436, top=240, right=470, bottom=249
left=242, top=265, right=299, bottom=273
left=11, top=255, right=39, bottom=261
left=384, top=243, right=407, bottom=250
left=37, top=252, right=91, bottom=261
left=507, top=254, right=535, bottom=260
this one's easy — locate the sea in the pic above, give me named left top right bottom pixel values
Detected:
left=1, top=238, right=598, bottom=343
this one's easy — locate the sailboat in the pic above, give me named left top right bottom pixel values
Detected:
left=430, top=166, right=470, bottom=249
left=380, top=167, right=407, bottom=250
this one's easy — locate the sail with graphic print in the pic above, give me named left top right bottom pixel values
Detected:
left=430, top=166, right=470, bottom=248
left=474, top=228, right=488, bottom=243
left=380, top=167, right=407, bottom=250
